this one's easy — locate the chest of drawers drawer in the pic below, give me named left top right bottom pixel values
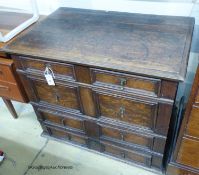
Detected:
left=29, top=78, right=81, bottom=112
left=45, top=125, right=87, bottom=146
left=100, top=125, right=153, bottom=149
left=95, top=91, right=172, bottom=134
left=99, top=124, right=166, bottom=154
left=96, top=93, right=157, bottom=128
left=36, top=108, right=85, bottom=133
left=102, top=141, right=152, bottom=167
left=91, top=69, right=161, bottom=97
left=20, top=56, right=75, bottom=81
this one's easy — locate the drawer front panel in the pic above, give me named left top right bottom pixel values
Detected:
left=177, top=137, right=199, bottom=169
left=0, top=80, right=23, bottom=101
left=186, top=106, right=199, bottom=138
left=102, top=142, right=151, bottom=166
left=37, top=109, right=84, bottom=132
left=21, top=57, right=75, bottom=80
left=32, top=80, right=80, bottom=111
left=97, top=93, right=158, bottom=129
left=100, top=126, right=153, bottom=150
left=47, top=126, right=87, bottom=145
left=0, top=63, right=16, bottom=83
left=91, top=69, right=160, bottom=96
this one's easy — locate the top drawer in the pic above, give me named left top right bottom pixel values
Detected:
left=0, top=57, right=16, bottom=83
left=91, top=69, right=161, bottom=97
left=20, top=56, right=75, bottom=80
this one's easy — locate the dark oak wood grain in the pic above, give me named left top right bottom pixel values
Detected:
left=103, top=142, right=151, bottom=166
left=47, top=125, right=87, bottom=146
left=32, top=79, right=80, bottom=111
left=20, top=56, right=76, bottom=81
left=36, top=108, right=85, bottom=132
left=4, top=8, right=194, bottom=81
left=101, top=126, right=153, bottom=149
left=91, top=68, right=161, bottom=97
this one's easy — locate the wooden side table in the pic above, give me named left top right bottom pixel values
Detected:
left=0, top=57, right=28, bottom=118
left=0, top=12, right=32, bottom=118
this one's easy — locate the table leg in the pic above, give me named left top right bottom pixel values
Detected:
left=2, top=98, right=18, bottom=119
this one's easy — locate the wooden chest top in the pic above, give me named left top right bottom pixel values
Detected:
left=3, top=8, right=195, bottom=81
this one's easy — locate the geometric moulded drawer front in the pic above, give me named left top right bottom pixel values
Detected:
left=91, top=68, right=161, bottom=97
left=100, top=125, right=153, bottom=150
left=37, top=109, right=85, bottom=132
left=20, top=56, right=75, bottom=80
left=102, top=141, right=152, bottom=167
left=32, top=79, right=80, bottom=111
left=96, top=92, right=158, bottom=130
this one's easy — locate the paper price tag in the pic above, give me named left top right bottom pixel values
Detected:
left=44, top=74, right=55, bottom=86
left=44, top=67, right=55, bottom=86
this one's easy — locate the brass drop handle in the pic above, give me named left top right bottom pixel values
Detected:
left=55, top=92, right=60, bottom=102
left=119, top=78, right=127, bottom=90
left=121, top=152, right=125, bottom=158
left=68, top=134, right=71, bottom=140
left=119, top=106, right=125, bottom=118
left=120, top=133, right=124, bottom=141
left=61, top=118, right=65, bottom=126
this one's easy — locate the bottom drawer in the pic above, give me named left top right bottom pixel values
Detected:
left=0, top=80, right=23, bottom=101
left=102, top=141, right=152, bottom=167
left=44, top=125, right=87, bottom=146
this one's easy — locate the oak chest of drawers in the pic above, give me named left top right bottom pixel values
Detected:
left=167, top=65, right=199, bottom=175
left=4, top=8, right=194, bottom=172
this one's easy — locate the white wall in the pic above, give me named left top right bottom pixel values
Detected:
left=59, top=0, right=194, bottom=16
left=0, top=0, right=195, bottom=16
